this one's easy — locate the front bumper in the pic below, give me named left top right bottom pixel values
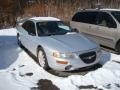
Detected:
left=47, top=49, right=101, bottom=71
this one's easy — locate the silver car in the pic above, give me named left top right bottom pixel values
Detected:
left=16, top=17, right=101, bottom=71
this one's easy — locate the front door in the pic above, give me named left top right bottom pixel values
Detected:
left=93, top=12, right=117, bottom=48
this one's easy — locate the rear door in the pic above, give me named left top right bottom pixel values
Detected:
left=25, top=21, right=38, bottom=54
left=21, top=21, right=38, bottom=54
left=19, top=21, right=30, bottom=47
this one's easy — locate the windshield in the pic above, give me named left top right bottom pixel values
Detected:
left=111, top=11, right=120, bottom=23
left=36, top=21, right=73, bottom=36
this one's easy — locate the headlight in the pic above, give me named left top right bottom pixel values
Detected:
left=53, top=52, right=78, bottom=59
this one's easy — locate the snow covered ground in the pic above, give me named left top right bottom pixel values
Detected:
left=0, top=28, right=120, bottom=90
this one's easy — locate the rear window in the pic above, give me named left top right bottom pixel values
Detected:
left=72, top=11, right=98, bottom=25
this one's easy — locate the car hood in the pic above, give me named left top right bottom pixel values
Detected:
left=48, top=33, right=98, bottom=52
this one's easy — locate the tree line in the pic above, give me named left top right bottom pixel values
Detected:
left=0, top=0, right=120, bottom=28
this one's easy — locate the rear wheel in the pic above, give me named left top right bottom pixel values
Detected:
left=37, top=47, right=49, bottom=70
left=17, top=33, right=22, bottom=46
left=116, top=42, right=120, bottom=54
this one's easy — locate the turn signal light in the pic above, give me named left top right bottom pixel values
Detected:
left=56, top=60, right=68, bottom=64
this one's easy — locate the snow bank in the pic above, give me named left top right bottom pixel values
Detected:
left=0, top=28, right=17, bottom=36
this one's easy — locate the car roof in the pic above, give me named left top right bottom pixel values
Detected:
left=16, top=17, right=61, bottom=26
left=101, top=8, right=120, bottom=11
left=79, top=8, right=120, bottom=12
left=29, top=17, right=60, bottom=22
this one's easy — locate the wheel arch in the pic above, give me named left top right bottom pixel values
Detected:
left=36, top=45, right=50, bottom=70
left=17, top=33, right=19, bottom=35
left=115, top=39, right=120, bottom=51
left=36, top=45, right=43, bottom=56
left=17, top=33, right=19, bottom=37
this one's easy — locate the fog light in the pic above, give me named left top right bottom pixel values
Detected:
left=65, top=65, right=72, bottom=70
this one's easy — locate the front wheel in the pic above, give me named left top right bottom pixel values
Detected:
left=37, top=47, right=49, bottom=70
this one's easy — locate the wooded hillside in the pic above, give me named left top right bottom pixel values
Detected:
left=1, top=0, right=120, bottom=28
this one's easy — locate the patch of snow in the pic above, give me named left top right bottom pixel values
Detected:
left=0, top=71, right=30, bottom=90
left=0, top=28, right=17, bottom=36
left=7, top=50, right=78, bottom=90
left=0, top=28, right=17, bottom=46
left=99, top=51, right=111, bottom=65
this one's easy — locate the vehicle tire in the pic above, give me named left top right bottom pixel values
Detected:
left=37, top=47, right=49, bottom=70
left=116, top=42, right=120, bottom=54
left=17, top=33, right=22, bottom=47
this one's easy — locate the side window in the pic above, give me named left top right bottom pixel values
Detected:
left=97, top=12, right=117, bottom=28
left=22, top=21, right=36, bottom=35
left=36, top=22, right=49, bottom=36
left=72, top=12, right=98, bottom=25
left=81, top=12, right=98, bottom=24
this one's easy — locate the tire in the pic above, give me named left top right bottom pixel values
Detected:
left=116, top=42, right=120, bottom=54
left=37, top=47, right=49, bottom=70
left=17, top=34, right=22, bottom=47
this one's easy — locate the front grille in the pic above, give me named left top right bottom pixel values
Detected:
left=79, top=51, right=96, bottom=64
